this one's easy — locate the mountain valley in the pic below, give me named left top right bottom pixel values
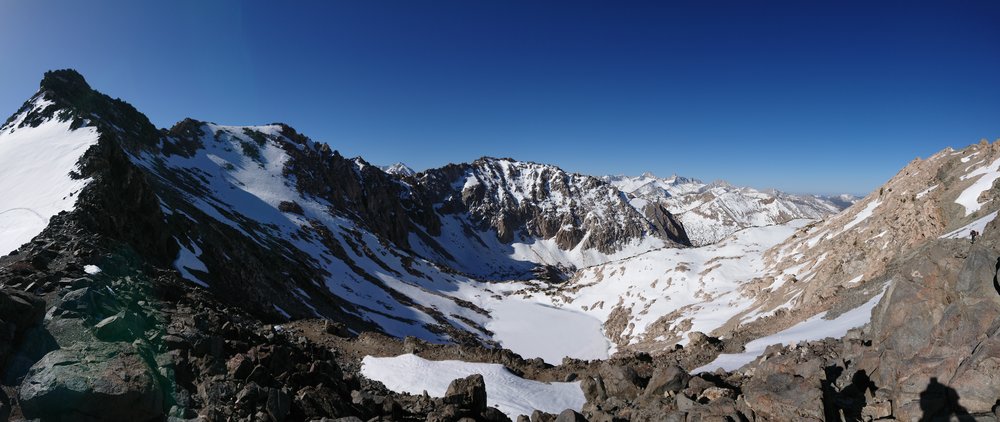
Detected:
left=0, top=70, right=998, bottom=421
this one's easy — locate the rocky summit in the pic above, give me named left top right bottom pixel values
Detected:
left=0, top=69, right=999, bottom=421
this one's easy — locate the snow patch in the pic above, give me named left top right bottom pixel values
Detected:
left=694, top=286, right=888, bottom=373
left=940, top=211, right=998, bottom=239
left=175, top=242, right=209, bottom=287
left=916, top=184, right=938, bottom=199
left=955, top=157, right=1000, bottom=216
left=361, top=354, right=585, bottom=419
left=839, top=200, right=881, bottom=234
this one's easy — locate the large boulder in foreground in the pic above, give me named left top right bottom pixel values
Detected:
left=19, top=341, right=163, bottom=421
left=444, top=373, right=488, bottom=412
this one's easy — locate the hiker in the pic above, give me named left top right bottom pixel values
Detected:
left=971, top=230, right=979, bottom=244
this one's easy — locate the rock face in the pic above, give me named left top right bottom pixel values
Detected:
left=852, top=240, right=1000, bottom=419
left=416, top=158, right=690, bottom=278
left=717, top=140, right=1000, bottom=351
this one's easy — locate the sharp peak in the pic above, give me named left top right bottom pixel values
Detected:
left=39, top=69, right=92, bottom=98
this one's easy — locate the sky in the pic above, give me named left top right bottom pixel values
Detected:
left=0, top=1, right=998, bottom=194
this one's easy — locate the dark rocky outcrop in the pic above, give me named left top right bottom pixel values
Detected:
left=19, top=342, right=164, bottom=421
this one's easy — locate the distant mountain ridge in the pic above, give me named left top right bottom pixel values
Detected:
left=603, top=172, right=857, bottom=245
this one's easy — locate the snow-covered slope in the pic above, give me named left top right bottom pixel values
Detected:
left=538, top=220, right=809, bottom=353
left=678, top=140, right=1000, bottom=363
left=133, top=121, right=504, bottom=343
left=0, top=94, right=99, bottom=256
left=604, top=172, right=851, bottom=245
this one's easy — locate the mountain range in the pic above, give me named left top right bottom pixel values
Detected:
left=0, top=70, right=997, bottom=421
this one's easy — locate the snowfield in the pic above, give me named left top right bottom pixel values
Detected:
left=554, top=220, right=811, bottom=348
left=0, top=97, right=99, bottom=256
left=361, top=354, right=585, bottom=418
left=486, top=298, right=609, bottom=364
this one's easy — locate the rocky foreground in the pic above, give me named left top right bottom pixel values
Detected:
left=2, top=210, right=1000, bottom=421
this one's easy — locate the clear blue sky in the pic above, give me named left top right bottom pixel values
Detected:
left=1, top=1, right=998, bottom=194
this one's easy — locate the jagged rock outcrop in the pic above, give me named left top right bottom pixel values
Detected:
left=421, top=158, right=689, bottom=251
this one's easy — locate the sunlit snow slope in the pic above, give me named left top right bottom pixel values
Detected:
left=0, top=95, right=98, bottom=255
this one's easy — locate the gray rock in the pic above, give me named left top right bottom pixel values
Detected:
left=644, top=365, right=690, bottom=398
left=482, top=406, right=513, bottom=422
left=676, top=394, right=698, bottom=412
left=19, top=342, right=164, bottom=421
left=554, top=409, right=587, bottom=422
left=266, top=387, right=291, bottom=422
left=0, top=388, right=10, bottom=422
left=0, top=288, right=45, bottom=329
left=444, top=373, right=488, bottom=412
left=93, top=310, right=146, bottom=341
left=743, top=372, right=823, bottom=421
left=598, top=363, right=643, bottom=399
left=580, top=375, right=608, bottom=402
left=687, top=331, right=709, bottom=345
left=530, top=409, right=556, bottom=422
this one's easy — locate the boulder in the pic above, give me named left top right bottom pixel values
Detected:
left=444, top=373, right=488, bottom=412
left=57, top=286, right=118, bottom=319
left=743, top=372, right=823, bottom=421
left=643, top=365, right=689, bottom=398
left=580, top=375, right=608, bottom=402
left=554, top=409, right=587, bottom=422
left=598, top=363, right=644, bottom=399
left=530, top=410, right=556, bottom=422
left=265, top=387, right=291, bottom=421
left=93, top=310, right=146, bottom=341
left=227, top=353, right=254, bottom=379
left=0, top=288, right=45, bottom=330
left=19, top=342, right=164, bottom=421
left=482, top=406, right=513, bottom=422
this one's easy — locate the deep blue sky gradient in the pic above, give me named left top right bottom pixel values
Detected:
left=1, top=0, right=998, bottom=194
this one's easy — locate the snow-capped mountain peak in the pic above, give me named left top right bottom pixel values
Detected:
left=382, top=162, right=416, bottom=176
left=604, top=172, right=849, bottom=245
